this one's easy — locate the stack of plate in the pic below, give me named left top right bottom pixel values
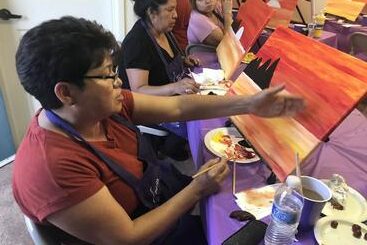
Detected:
left=314, top=181, right=367, bottom=244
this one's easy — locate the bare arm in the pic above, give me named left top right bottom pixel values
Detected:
left=131, top=84, right=305, bottom=125
left=126, top=68, right=199, bottom=96
left=202, top=27, right=225, bottom=46
left=48, top=159, right=229, bottom=245
left=222, top=0, right=233, bottom=31
left=126, top=68, right=176, bottom=96
left=202, top=0, right=233, bottom=46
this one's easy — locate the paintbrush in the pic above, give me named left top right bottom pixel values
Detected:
left=192, top=163, right=219, bottom=179
left=295, top=152, right=303, bottom=195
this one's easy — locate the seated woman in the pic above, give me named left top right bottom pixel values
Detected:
left=13, top=16, right=304, bottom=245
left=187, top=0, right=233, bottom=46
left=120, top=0, right=202, bottom=160
left=120, top=0, right=199, bottom=96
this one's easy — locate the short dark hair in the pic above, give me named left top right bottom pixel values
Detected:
left=133, top=0, right=169, bottom=20
left=16, top=16, right=119, bottom=109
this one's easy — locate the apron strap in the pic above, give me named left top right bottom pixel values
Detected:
left=140, top=19, right=185, bottom=82
left=110, top=114, right=155, bottom=163
left=45, top=110, right=141, bottom=189
left=166, top=32, right=185, bottom=58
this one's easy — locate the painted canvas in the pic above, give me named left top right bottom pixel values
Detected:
left=256, top=27, right=367, bottom=140
left=236, top=0, right=275, bottom=51
left=243, top=57, right=280, bottom=89
left=229, top=73, right=320, bottom=181
left=216, top=29, right=246, bottom=80
left=325, top=0, right=365, bottom=21
left=266, top=0, right=298, bottom=29
left=230, top=27, right=367, bottom=180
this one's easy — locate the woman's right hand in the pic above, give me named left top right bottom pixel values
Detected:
left=174, top=77, right=200, bottom=95
left=191, top=158, right=230, bottom=198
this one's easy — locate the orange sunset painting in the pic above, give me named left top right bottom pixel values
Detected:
left=325, top=0, right=366, bottom=21
left=216, top=29, right=245, bottom=80
left=229, top=27, right=367, bottom=181
left=266, top=0, right=298, bottom=29
left=236, top=0, right=275, bottom=51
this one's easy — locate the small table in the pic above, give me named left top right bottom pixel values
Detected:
left=324, top=19, right=367, bottom=53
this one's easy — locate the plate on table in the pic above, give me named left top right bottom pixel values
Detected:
left=191, top=68, right=225, bottom=85
left=235, top=184, right=281, bottom=219
left=314, top=217, right=367, bottom=245
left=321, top=180, right=367, bottom=222
left=191, top=68, right=231, bottom=96
left=199, top=87, right=228, bottom=96
left=198, top=81, right=232, bottom=96
left=204, top=127, right=260, bottom=164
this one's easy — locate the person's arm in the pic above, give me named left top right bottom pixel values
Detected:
left=189, top=10, right=223, bottom=47
left=126, top=68, right=175, bottom=95
left=126, top=68, right=200, bottom=95
left=202, top=28, right=225, bottom=46
left=202, top=0, right=233, bottom=46
left=222, top=0, right=233, bottom=31
left=131, top=84, right=305, bottom=125
left=48, top=158, right=229, bottom=245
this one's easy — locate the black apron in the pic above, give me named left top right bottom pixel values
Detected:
left=141, top=19, right=187, bottom=82
left=141, top=20, right=188, bottom=138
left=45, top=110, right=191, bottom=213
left=44, top=110, right=205, bottom=244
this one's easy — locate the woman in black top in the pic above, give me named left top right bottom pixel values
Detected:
left=120, top=0, right=200, bottom=96
left=119, top=0, right=203, bottom=160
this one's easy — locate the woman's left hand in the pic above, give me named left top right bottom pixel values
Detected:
left=184, top=55, right=200, bottom=67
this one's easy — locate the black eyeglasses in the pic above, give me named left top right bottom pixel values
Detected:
left=84, top=66, right=119, bottom=81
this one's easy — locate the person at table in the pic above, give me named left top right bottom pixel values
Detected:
left=120, top=0, right=201, bottom=161
left=172, top=0, right=192, bottom=51
left=120, top=0, right=199, bottom=96
left=13, top=16, right=305, bottom=245
left=187, top=0, right=233, bottom=46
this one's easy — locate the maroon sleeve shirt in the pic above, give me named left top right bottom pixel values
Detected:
left=12, top=90, right=144, bottom=223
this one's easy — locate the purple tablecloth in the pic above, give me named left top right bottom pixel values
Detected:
left=313, top=30, right=337, bottom=48
left=324, top=19, right=367, bottom=53
left=187, top=109, right=367, bottom=245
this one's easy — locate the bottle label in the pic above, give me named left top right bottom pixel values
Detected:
left=271, top=204, right=297, bottom=225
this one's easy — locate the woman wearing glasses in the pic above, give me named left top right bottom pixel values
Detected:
left=13, top=16, right=304, bottom=245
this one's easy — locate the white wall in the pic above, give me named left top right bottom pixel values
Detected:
left=114, top=0, right=137, bottom=41
left=0, top=0, right=136, bottom=147
left=124, top=0, right=138, bottom=38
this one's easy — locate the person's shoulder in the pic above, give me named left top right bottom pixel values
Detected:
left=120, top=90, right=134, bottom=119
left=14, top=118, right=88, bottom=171
left=14, top=113, right=54, bottom=161
left=190, top=10, right=208, bottom=21
left=123, top=21, right=149, bottom=46
left=189, top=10, right=212, bottom=29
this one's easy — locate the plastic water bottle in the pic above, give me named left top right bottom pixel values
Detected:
left=264, top=175, right=304, bottom=245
